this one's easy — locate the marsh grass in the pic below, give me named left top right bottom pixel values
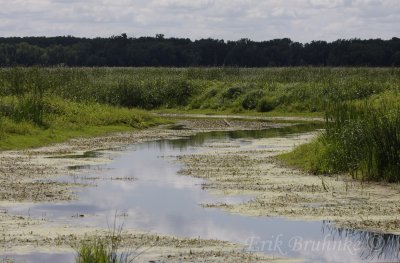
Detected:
left=1, top=67, right=399, bottom=150
left=281, top=93, right=400, bottom=182
left=324, top=99, right=400, bottom=182
left=0, top=96, right=161, bottom=150
left=75, top=217, right=149, bottom=263
left=76, top=228, right=132, bottom=263
left=1, top=67, right=398, bottom=113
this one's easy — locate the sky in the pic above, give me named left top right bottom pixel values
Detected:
left=0, top=0, right=399, bottom=43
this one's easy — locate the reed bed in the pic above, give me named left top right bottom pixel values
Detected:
left=280, top=92, right=400, bottom=182
left=324, top=98, right=400, bottom=182
left=1, top=67, right=398, bottom=113
left=1, top=67, right=399, bottom=181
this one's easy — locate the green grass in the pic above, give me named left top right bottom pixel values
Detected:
left=0, top=97, right=163, bottom=150
left=278, top=138, right=331, bottom=175
left=76, top=237, right=133, bottom=263
left=0, top=66, right=398, bottom=182
left=75, top=219, right=135, bottom=263
left=0, top=125, right=134, bottom=150
left=279, top=91, right=400, bottom=182
left=77, top=239, right=112, bottom=263
left=1, top=67, right=399, bottom=114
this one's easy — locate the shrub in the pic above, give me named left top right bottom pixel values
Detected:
left=205, top=88, right=219, bottom=99
left=257, top=96, right=277, bottom=112
left=223, top=86, right=243, bottom=100
left=241, top=90, right=264, bottom=110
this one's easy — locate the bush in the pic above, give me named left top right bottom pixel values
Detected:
left=223, top=86, right=243, bottom=100
left=205, top=88, right=219, bottom=99
left=257, top=96, right=277, bottom=112
left=241, top=90, right=264, bottom=110
left=166, top=79, right=197, bottom=106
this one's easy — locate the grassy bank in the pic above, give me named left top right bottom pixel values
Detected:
left=1, top=67, right=399, bottom=152
left=279, top=91, right=400, bottom=182
left=0, top=97, right=161, bottom=150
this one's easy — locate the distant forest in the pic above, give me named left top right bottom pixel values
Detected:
left=0, top=34, right=400, bottom=67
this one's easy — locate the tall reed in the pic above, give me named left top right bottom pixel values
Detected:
left=324, top=100, right=400, bottom=182
left=1, top=67, right=398, bottom=113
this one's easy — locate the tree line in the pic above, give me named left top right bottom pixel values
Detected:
left=0, top=34, right=399, bottom=67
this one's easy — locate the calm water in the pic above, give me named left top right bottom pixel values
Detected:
left=2, top=124, right=400, bottom=263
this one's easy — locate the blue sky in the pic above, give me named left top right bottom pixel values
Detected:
left=0, top=0, right=398, bottom=42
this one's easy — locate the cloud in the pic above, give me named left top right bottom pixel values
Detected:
left=0, top=0, right=398, bottom=42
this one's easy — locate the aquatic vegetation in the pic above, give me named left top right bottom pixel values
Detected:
left=1, top=67, right=399, bottom=175
left=76, top=239, right=111, bottom=263
left=324, top=99, right=400, bottom=182
left=76, top=237, right=134, bottom=263
left=177, top=129, right=400, bottom=234
left=75, top=220, right=136, bottom=263
left=281, top=94, right=400, bottom=182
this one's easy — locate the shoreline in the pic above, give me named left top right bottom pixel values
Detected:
left=1, top=115, right=399, bottom=262
left=0, top=118, right=295, bottom=262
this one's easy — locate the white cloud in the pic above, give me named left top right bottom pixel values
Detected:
left=0, top=0, right=398, bottom=42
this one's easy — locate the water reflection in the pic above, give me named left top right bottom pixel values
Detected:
left=159, top=123, right=322, bottom=150
left=48, top=150, right=104, bottom=159
left=3, top=124, right=399, bottom=263
left=323, top=222, right=400, bottom=262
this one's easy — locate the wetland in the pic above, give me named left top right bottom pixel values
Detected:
left=1, top=118, right=400, bottom=263
left=0, top=68, right=400, bottom=262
